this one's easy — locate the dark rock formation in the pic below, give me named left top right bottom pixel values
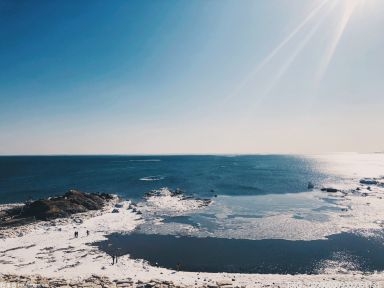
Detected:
left=360, top=178, right=378, bottom=185
left=1, top=190, right=115, bottom=225
left=320, top=188, right=338, bottom=193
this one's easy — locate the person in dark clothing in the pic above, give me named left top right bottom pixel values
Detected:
left=86, top=230, right=90, bottom=236
left=112, top=254, right=115, bottom=265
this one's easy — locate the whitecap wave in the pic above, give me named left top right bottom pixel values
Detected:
left=129, top=159, right=161, bottom=162
left=139, top=176, right=164, bottom=181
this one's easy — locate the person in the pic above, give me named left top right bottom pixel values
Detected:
left=112, top=254, right=115, bottom=265
left=86, top=230, right=90, bottom=236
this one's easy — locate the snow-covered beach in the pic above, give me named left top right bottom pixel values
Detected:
left=1, top=0, right=383, bottom=283
left=2, top=184, right=384, bottom=287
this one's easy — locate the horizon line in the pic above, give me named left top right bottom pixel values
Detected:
left=0, top=151, right=381, bottom=157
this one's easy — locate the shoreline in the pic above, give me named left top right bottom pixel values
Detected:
left=1, top=189, right=384, bottom=287
left=1, top=270, right=384, bottom=288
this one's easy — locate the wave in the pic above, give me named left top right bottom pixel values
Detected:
left=129, top=159, right=161, bottom=162
left=139, top=176, right=164, bottom=181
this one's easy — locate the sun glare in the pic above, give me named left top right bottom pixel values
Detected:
left=316, top=0, right=373, bottom=83
left=227, top=0, right=378, bottom=105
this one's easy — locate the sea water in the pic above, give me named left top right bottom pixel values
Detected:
left=3, top=153, right=380, bottom=203
left=1, top=153, right=384, bottom=273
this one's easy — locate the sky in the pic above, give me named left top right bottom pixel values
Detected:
left=0, top=0, right=383, bottom=155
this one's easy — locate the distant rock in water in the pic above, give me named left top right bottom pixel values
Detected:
left=360, top=178, right=378, bottom=185
left=1, top=190, right=115, bottom=225
left=320, top=187, right=338, bottom=193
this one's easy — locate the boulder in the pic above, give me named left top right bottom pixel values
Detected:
left=321, top=188, right=338, bottom=193
left=360, top=178, right=378, bottom=185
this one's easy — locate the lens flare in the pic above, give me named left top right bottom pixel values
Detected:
left=224, top=0, right=330, bottom=103
left=316, top=0, right=366, bottom=83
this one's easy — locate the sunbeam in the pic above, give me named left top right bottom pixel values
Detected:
left=224, top=0, right=330, bottom=103
left=316, top=0, right=365, bottom=83
left=244, top=0, right=337, bottom=115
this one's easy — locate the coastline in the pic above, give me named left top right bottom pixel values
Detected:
left=1, top=272, right=384, bottom=288
left=1, top=191, right=384, bottom=287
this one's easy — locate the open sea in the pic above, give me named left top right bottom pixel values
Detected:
left=1, top=153, right=384, bottom=274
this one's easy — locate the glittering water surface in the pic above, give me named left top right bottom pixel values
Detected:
left=93, top=231, right=384, bottom=274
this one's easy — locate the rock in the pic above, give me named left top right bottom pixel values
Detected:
left=1, top=190, right=115, bottom=223
left=216, top=280, right=233, bottom=287
left=73, top=218, right=83, bottom=224
left=137, top=284, right=154, bottom=288
left=111, top=209, right=120, bottom=213
left=116, top=280, right=134, bottom=287
left=360, top=178, right=378, bottom=185
left=321, top=188, right=338, bottom=193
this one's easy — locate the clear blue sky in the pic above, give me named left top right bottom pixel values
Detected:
left=0, top=0, right=383, bottom=155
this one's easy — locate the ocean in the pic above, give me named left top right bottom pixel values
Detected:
left=0, top=153, right=365, bottom=203
left=1, top=153, right=384, bottom=274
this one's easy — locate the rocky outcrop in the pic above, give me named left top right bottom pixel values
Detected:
left=360, top=178, right=378, bottom=185
left=321, top=188, right=338, bottom=193
left=145, top=188, right=212, bottom=207
left=0, top=190, right=115, bottom=226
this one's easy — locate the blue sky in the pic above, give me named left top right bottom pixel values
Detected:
left=0, top=0, right=383, bottom=154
